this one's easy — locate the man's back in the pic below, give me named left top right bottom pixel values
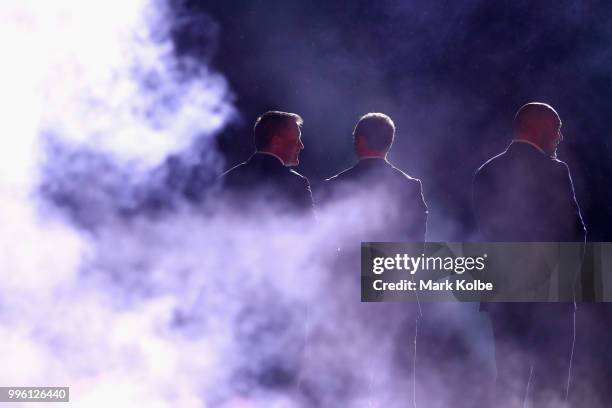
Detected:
left=473, top=140, right=586, bottom=406
left=324, top=158, right=427, bottom=242
left=473, top=141, right=585, bottom=242
left=222, top=152, right=314, bottom=215
left=218, top=112, right=313, bottom=393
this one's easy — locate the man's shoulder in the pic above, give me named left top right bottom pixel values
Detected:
left=387, top=162, right=422, bottom=185
left=475, top=149, right=509, bottom=175
left=221, top=156, right=307, bottom=191
left=289, top=168, right=311, bottom=187
left=324, top=165, right=355, bottom=183
left=550, top=157, right=570, bottom=172
left=473, top=145, right=550, bottom=182
left=221, top=160, right=250, bottom=185
left=289, top=168, right=308, bottom=179
left=222, top=160, right=247, bottom=176
left=525, top=152, right=571, bottom=179
left=387, top=163, right=427, bottom=209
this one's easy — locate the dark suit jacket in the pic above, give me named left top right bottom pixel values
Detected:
left=473, top=141, right=585, bottom=242
left=222, top=152, right=314, bottom=215
left=473, top=141, right=586, bottom=306
left=323, top=158, right=428, bottom=242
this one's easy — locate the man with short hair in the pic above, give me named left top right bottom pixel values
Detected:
left=473, top=102, right=586, bottom=407
left=313, top=113, right=426, bottom=406
left=220, top=112, right=314, bottom=396
left=323, top=112, right=427, bottom=241
left=222, top=110, right=314, bottom=215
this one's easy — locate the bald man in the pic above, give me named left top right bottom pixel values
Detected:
left=473, top=102, right=586, bottom=407
left=474, top=102, right=585, bottom=241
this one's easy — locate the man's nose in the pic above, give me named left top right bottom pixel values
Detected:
left=298, top=140, right=304, bottom=149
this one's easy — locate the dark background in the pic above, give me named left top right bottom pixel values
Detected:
left=173, top=0, right=612, bottom=240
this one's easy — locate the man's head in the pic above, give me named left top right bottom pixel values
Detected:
left=353, top=113, right=396, bottom=159
left=254, top=111, right=304, bottom=166
left=513, top=102, right=563, bottom=157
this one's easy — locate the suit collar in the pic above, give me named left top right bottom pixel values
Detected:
left=510, top=139, right=550, bottom=157
left=356, top=157, right=390, bottom=167
left=252, top=151, right=286, bottom=166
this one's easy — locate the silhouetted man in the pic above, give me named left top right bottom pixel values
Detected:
left=473, top=102, right=586, bottom=407
left=474, top=103, right=585, bottom=242
left=221, top=111, right=313, bottom=395
left=311, top=113, right=426, bottom=406
left=323, top=112, right=427, bottom=241
left=222, top=110, right=314, bottom=215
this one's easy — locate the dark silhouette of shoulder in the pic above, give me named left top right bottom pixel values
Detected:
left=323, top=158, right=427, bottom=241
left=473, top=142, right=585, bottom=241
left=222, top=152, right=314, bottom=214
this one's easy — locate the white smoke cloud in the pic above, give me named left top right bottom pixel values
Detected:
left=0, top=0, right=235, bottom=406
left=1, top=0, right=233, bottom=176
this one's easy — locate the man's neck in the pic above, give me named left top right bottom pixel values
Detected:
left=256, top=150, right=285, bottom=165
